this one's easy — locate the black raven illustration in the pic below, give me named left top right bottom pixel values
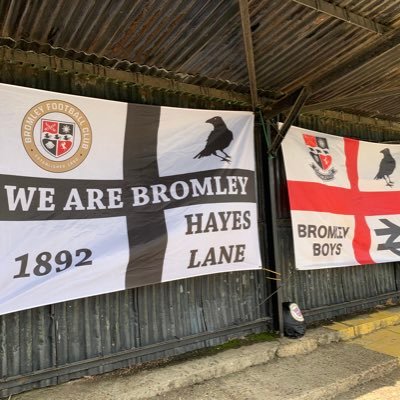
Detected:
left=194, top=116, right=233, bottom=162
left=375, top=148, right=396, bottom=187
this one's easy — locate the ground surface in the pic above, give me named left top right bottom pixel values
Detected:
left=150, top=341, right=396, bottom=400
left=11, top=307, right=400, bottom=400
left=334, top=369, right=400, bottom=400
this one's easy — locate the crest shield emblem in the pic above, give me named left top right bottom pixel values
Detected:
left=40, top=119, right=75, bottom=158
left=303, top=134, right=336, bottom=181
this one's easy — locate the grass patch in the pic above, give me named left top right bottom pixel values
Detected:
left=168, top=331, right=278, bottom=361
left=99, top=331, right=278, bottom=380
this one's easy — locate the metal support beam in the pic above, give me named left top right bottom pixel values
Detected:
left=263, top=87, right=309, bottom=119
left=239, top=0, right=259, bottom=110
left=305, top=109, right=400, bottom=131
left=0, top=45, right=263, bottom=108
left=302, top=87, right=400, bottom=113
left=310, top=31, right=400, bottom=97
left=266, top=86, right=400, bottom=122
left=269, top=86, right=309, bottom=155
left=268, top=139, right=284, bottom=338
left=272, top=9, right=400, bottom=117
left=292, top=0, right=390, bottom=35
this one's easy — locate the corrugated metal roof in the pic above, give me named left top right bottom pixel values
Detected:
left=2, top=0, right=400, bottom=120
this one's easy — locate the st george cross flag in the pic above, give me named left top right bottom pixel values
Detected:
left=0, top=83, right=261, bottom=315
left=282, top=124, right=400, bottom=270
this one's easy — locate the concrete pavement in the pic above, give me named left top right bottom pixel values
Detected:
left=153, top=341, right=398, bottom=400
left=11, top=305, right=400, bottom=400
left=334, top=368, right=400, bottom=400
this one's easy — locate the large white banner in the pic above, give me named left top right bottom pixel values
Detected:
left=282, top=125, right=400, bottom=270
left=0, top=83, right=261, bottom=315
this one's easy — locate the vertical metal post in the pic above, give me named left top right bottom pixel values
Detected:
left=239, top=0, right=259, bottom=110
left=50, top=304, right=58, bottom=380
left=266, top=122, right=285, bottom=337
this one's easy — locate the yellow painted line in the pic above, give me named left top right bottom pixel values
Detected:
left=324, top=309, right=400, bottom=340
left=324, top=322, right=355, bottom=340
left=353, top=329, right=400, bottom=358
left=341, top=311, right=398, bottom=326
left=387, top=325, right=400, bottom=334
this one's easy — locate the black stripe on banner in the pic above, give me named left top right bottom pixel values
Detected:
left=0, top=169, right=255, bottom=221
left=122, top=104, right=165, bottom=288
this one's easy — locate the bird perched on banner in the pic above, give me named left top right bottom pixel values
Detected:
left=375, top=148, right=396, bottom=187
left=194, top=116, right=233, bottom=162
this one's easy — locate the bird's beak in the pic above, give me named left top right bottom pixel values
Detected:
left=205, top=118, right=213, bottom=123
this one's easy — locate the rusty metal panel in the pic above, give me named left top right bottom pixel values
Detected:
left=0, top=0, right=399, bottom=106
left=0, top=272, right=269, bottom=397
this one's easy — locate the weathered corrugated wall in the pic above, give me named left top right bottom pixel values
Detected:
left=0, top=62, right=272, bottom=398
left=6, top=47, right=400, bottom=398
left=274, top=113, right=400, bottom=323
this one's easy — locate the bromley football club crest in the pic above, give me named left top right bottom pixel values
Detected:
left=41, top=119, right=75, bottom=158
left=303, top=134, right=337, bottom=181
left=21, top=100, right=92, bottom=173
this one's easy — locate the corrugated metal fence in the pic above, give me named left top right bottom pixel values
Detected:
left=0, top=62, right=272, bottom=397
left=2, top=58, right=400, bottom=398
left=274, top=114, right=400, bottom=323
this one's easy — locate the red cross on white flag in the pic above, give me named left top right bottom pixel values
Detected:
left=282, top=125, right=400, bottom=270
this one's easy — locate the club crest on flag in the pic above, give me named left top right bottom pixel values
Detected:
left=303, top=134, right=337, bottom=181
left=21, top=99, right=92, bottom=173
left=41, top=119, right=75, bottom=158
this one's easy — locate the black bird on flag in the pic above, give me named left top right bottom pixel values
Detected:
left=375, top=148, right=396, bottom=187
left=194, top=116, right=233, bottom=162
